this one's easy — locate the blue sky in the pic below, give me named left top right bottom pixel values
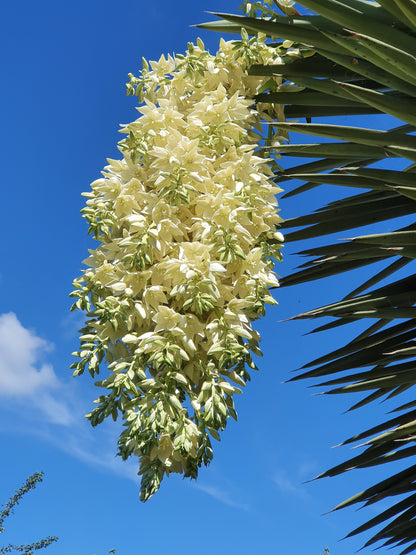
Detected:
left=0, top=1, right=406, bottom=554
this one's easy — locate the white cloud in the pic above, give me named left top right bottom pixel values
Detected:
left=60, top=430, right=140, bottom=482
left=273, top=469, right=307, bottom=497
left=0, top=312, right=73, bottom=424
left=0, top=312, right=58, bottom=395
left=0, top=312, right=142, bottom=482
left=193, top=482, right=249, bottom=510
left=191, top=472, right=250, bottom=511
left=273, top=471, right=300, bottom=493
left=32, top=390, right=74, bottom=425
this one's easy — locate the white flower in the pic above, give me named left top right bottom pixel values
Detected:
left=152, top=306, right=186, bottom=332
left=72, top=33, right=285, bottom=501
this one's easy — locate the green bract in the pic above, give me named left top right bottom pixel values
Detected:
left=71, top=36, right=284, bottom=501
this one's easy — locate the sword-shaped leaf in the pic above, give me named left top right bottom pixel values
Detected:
left=344, top=31, right=416, bottom=88
left=203, top=1, right=416, bottom=550
left=199, top=13, right=347, bottom=52
left=394, top=0, right=416, bottom=28
left=347, top=493, right=416, bottom=538
left=336, top=82, right=416, bottom=126
left=284, top=105, right=380, bottom=117
left=301, top=319, right=416, bottom=370
left=283, top=172, right=404, bottom=191
left=297, top=0, right=416, bottom=53
left=258, top=91, right=366, bottom=106
left=393, top=187, right=416, bottom=201
left=344, top=257, right=412, bottom=298
left=387, top=145, right=416, bottom=162
left=249, top=60, right=355, bottom=80
left=351, top=231, right=416, bottom=245
left=282, top=195, right=415, bottom=241
left=278, top=142, right=387, bottom=158
left=343, top=167, right=416, bottom=187
left=276, top=122, right=416, bottom=148
left=314, top=46, right=416, bottom=97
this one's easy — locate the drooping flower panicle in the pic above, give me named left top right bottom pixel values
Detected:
left=71, top=35, right=285, bottom=501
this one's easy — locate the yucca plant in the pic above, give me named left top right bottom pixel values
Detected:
left=200, top=1, right=416, bottom=553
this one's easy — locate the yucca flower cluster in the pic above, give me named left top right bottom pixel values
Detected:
left=240, top=0, right=298, bottom=17
left=71, top=34, right=285, bottom=501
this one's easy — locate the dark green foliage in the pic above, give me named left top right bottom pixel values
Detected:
left=200, top=1, right=416, bottom=552
left=0, top=473, right=57, bottom=555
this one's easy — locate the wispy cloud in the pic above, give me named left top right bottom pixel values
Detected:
left=194, top=483, right=249, bottom=510
left=273, top=469, right=307, bottom=497
left=0, top=312, right=57, bottom=395
left=65, top=438, right=139, bottom=482
left=0, top=312, right=73, bottom=425
left=0, top=312, right=142, bottom=483
left=31, top=418, right=140, bottom=483
left=273, top=471, right=300, bottom=493
left=0, top=312, right=250, bottom=497
left=193, top=480, right=249, bottom=510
